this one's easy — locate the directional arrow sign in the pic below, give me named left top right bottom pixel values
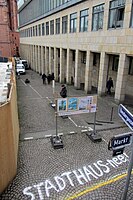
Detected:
left=109, top=132, right=132, bottom=150
left=118, top=104, right=133, bottom=131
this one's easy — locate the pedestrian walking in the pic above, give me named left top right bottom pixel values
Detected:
left=51, top=73, right=54, bottom=81
left=106, top=77, right=113, bottom=95
left=42, top=73, right=47, bottom=84
left=47, top=74, right=51, bottom=84
left=60, top=84, right=67, bottom=98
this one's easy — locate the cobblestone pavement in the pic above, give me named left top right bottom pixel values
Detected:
left=0, top=70, right=133, bottom=200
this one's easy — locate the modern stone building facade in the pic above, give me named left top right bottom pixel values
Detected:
left=19, top=0, right=133, bottom=103
left=0, top=0, right=19, bottom=57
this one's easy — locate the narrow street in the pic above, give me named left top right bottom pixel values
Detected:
left=0, top=70, right=133, bottom=200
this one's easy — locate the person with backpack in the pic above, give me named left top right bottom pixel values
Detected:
left=60, top=85, right=67, bottom=98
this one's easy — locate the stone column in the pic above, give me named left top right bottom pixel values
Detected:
left=54, top=47, right=58, bottom=81
left=98, top=52, right=109, bottom=95
left=103, top=2, right=109, bottom=31
left=35, top=45, right=38, bottom=72
left=60, top=16, right=62, bottom=34
left=29, top=45, right=31, bottom=68
left=32, top=45, right=34, bottom=70
left=29, top=45, right=32, bottom=67
left=66, top=48, right=72, bottom=84
left=67, top=14, right=70, bottom=33
left=45, top=46, right=49, bottom=75
left=124, top=0, right=132, bottom=28
left=49, top=47, right=52, bottom=74
left=41, top=46, right=44, bottom=74
left=88, top=7, right=92, bottom=32
left=51, top=48, right=54, bottom=73
left=34, top=45, right=36, bottom=71
left=60, top=48, right=65, bottom=83
left=28, top=45, right=30, bottom=63
left=74, top=49, right=81, bottom=89
left=115, top=54, right=129, bottom=103
left=85, top=51, right=93, bottom=93
left=77, top=11, right=80, bottom=33
left=38, top=46, right=41, bottom=74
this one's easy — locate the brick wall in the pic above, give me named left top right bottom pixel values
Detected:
left=0, top=0, right=19, bottom=57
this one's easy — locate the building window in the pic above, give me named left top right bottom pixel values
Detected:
left=62, top=15, right=68, bottom=34
left=46, top=22, right=49, bottom=35
left=92, top=4, right=104, bottom=31
left=81, top=52, right=86, bottom=64
left=36, top=25, right=38, bottom=36
left=57, top=0, right=60, bottom=7
left=128, top=57, right=133, bottom=75
left=60, top=0, right=70, bottom=5
left=42, top=23, right=45, bottom=35
left=70, top=13, right=77, bottom=33
left=31, top=28, right=32, bottom=37
left=80, top=9, right=88, bottom=32
left=112, top=56, right=119, bottom=71
left=33, top=26, right=35, bottom=36
left=27, top=29, right=29, bottom=37
left=108, top=0, right=125, bottom=29
left=38, top=24, right=41, bottom=36
left=72, top=50, right=75, bottom=61
left=130, top=2, right=133, bottom=27
left=50, top=20, right=54, bottom=35
left=56, top=18, right=60, bottom=34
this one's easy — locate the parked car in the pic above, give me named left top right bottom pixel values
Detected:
left=16, top=64, right=26, bottom=75
left=19, top=60, right=29, bottom=69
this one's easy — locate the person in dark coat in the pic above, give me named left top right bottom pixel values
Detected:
left=106, top=77, right=113, bottom=95
left=51, top=73, right=54, bottom=81
left=42, top=73, right=47, bottom=84
left=60, top=85, right=67, bottom=98
left=47, top=74, right=51, bottom=84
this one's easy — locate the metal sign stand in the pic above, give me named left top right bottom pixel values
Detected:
left=86, top=112, right=102, bottom=142
left=114, top=104, right=133, bottom=199
left=50, top=100, right=64, bottom=149
left=122, top=134, right=133, bottom=200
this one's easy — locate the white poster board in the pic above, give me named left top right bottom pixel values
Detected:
left=57, top=95, right=97, bottom=116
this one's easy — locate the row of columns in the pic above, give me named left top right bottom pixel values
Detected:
left=21, top=44, right=129, bottom=103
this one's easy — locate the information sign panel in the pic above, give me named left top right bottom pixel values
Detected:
left=57, top=95, right=97, bottom=116
left=109, top=132, right=132, bottom=150
left=118, top=104, right=133, bottom=131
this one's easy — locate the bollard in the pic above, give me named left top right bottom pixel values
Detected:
left=110, top=107, right=114, bottom=121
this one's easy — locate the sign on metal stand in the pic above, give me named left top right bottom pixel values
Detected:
left=51, top=100, right=64, bottom=149
left=56, top=95, right=102, bottom=142
left=86, top=111, right=102, bottom=142
left=118, top=104, right=133, bottom=130
left=108, top=132, right=132, bottom=150
left=118, top=104, right=133, bottom=200
left=108, top=104, right=133, bottom=199
left=108, top=132, right=132, bottom=157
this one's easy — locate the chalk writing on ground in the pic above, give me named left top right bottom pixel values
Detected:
left=23, top=153, right=128, bottom=199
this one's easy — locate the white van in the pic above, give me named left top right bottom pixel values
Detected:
left=19, top=60, right=29, bottom=69
left=16, top=64, right=26, bottom=75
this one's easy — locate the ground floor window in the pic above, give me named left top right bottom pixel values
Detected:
left=129, top=57, right=133, bottom=75
left=130, top=3, right=133, bottom=27
left=112, top=56, right=119, bottom=71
